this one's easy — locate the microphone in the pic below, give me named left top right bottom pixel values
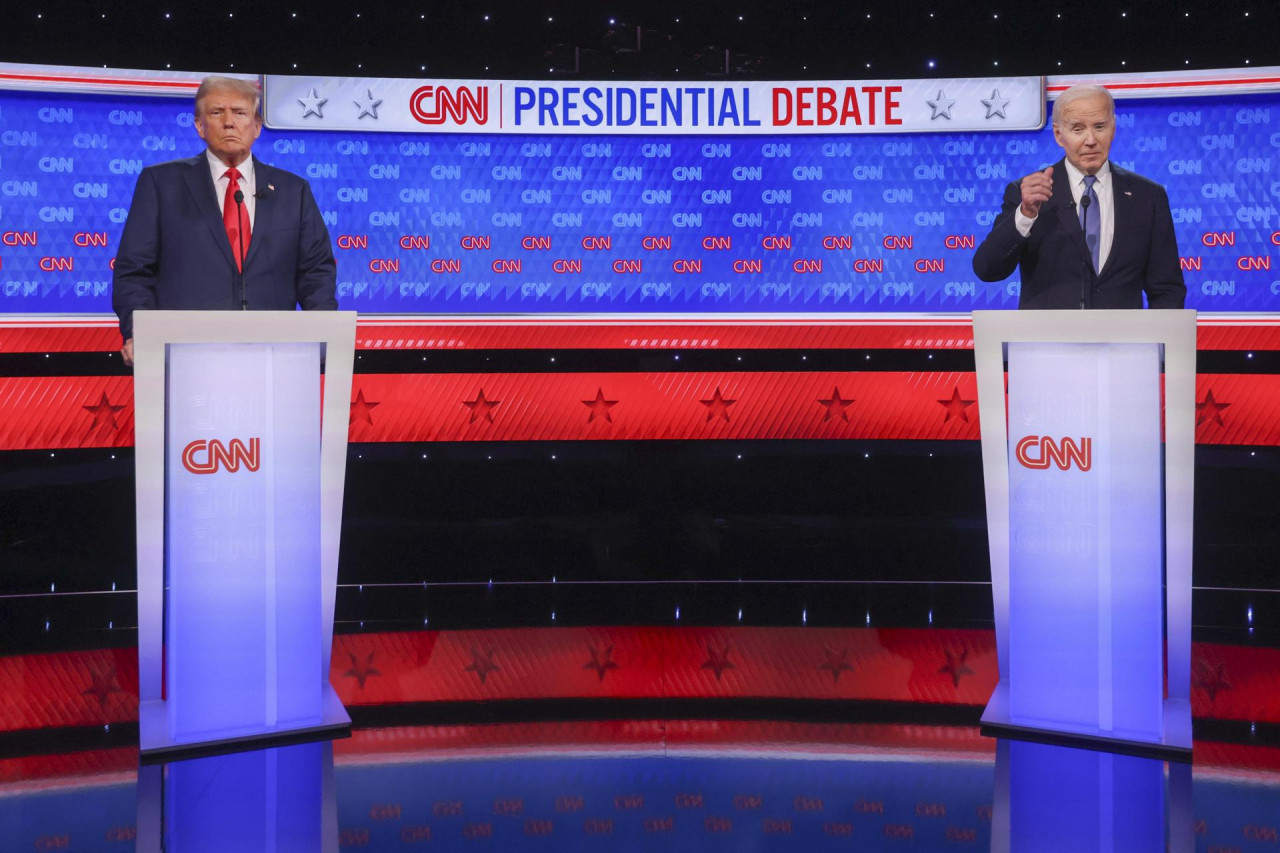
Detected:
left=1078, top=194, right=1092, bottom=310
left=233, top=189, right=248, bottom=310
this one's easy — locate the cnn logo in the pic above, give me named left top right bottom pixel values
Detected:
left=1015, top=436, right=1092, bottom=472
left=181, top=438, right=261, bottom=474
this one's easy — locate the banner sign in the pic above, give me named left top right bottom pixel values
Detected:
left=262, top=75, right=1046, bottom=135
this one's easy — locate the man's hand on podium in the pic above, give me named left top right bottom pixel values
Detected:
left=121, top=338, right=134, bottom=368
left=1019, top=165, right=1054, bottom=219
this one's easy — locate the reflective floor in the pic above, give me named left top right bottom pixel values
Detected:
left=3, top=720, right=1278, bottom=852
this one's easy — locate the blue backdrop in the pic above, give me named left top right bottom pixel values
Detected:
left=0, top=88, right=1276, bottom=313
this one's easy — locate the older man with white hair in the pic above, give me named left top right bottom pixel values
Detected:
left=972, top=83, right=1185, bottom=310
left=112, top=75, right=337, bottom=365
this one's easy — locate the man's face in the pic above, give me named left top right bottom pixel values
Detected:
left=194, top=88, right=262, bottom=166
left=1052, top=93, right=1115, bottom=176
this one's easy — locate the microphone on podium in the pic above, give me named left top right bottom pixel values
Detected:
left=233, top=189, right=247, bottom=309
left=1078, top=194, right=1092, bottom=310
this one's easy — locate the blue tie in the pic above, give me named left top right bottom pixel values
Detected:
left=1080, top=175, right=1100, bottom=273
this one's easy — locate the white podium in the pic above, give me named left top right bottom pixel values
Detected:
left=973, top=310, right=1195, bottom=759
left=133, top=311, right=357, bottom=759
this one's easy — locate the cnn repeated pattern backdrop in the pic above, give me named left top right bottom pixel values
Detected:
left=0, top=90, right=1277, bottom=312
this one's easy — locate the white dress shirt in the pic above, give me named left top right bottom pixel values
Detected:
left=1014, top=160, right=1114, bottom=272
left=205, top=149, right=257, bottom=230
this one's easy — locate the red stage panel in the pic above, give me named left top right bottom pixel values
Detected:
left=346, top=372, right=982, bottom=443
left=1, top=371, right=1277, bottom=449
left=5, top=628, right=1278, bottom=733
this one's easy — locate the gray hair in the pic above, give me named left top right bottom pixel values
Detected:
left=194, top=76, right=261, bottom=118
left=1053, top=84, right=1115, bottom=126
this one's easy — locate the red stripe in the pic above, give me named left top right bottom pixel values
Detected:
left=1048, top=76, right=1280, bottom=92
left=5, top=317, right=1280, bottom=353
left=0, top=72, right=202, bottom=89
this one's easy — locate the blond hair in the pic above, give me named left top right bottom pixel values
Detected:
left=194, top=76, right=261, bottom=118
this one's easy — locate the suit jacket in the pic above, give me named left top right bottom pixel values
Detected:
left=112, top=154, right=338, bottom=340
left=971, top=159, right=1186, bottom=309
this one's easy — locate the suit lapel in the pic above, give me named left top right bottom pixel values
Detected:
left=1105, top=165, right=1134, bottom=280
left=1051, top=160, right=1092, bottom=265
left=243, top=158, right=276, bottom=271
left=182, top=154, right=239, bottom=269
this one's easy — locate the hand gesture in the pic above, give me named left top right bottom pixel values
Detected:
left=1019, top=166, right=1054, bottom=218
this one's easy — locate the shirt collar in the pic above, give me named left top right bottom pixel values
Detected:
left=1063, top=158, right=1110, bottom=191
left=206, top=149, right=255, bottom=182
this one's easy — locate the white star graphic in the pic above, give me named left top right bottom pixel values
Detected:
left=926, top=89, right=955, bottom=120
left=298, top=88, right=328, bottom=119
left=981, top=88, right=1011, bottom=119
left=354, top=89, right=383, bottom=120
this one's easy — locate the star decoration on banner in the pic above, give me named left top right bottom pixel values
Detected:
left=353, top=89, right=383, bottom=120
left=817, top=387, right=855, bottom=422
left=938, top=648, right=975, bottom=688
left=926, top=90, right=955, bottom=120
left=700, top=643, right=736, bottom=681
left=83, top=392, right=126, bottom=431
left=583, top=644, right=621, bottom=681
left=81, top=667, right=124, bottom=710
left=582, top=388, right=619, bottom=423
left=700, top=386, right=736, bottom=423
left=298, top=87, right=328, bottom=119
left=818, top=646, right=856, bottom=684
left=1193, top=659, right=1232, bottom=703
left=463, top=389, right=501, bottom=424
left=342, top=651, right=382, bottom=689
left=465, top=646, right=500, bottom=684
left=982, top=88, right=1011, bottom=119
left=349, top=389, right=380, bottom=425
left=1196, top=389, right=1232, bottom=427
left=938, top=386, right=976, bottom=423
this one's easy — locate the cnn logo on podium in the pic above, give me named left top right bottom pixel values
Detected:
left=181, top=438, right=261, bottom=474
left=1015, top=436, right=1092, bottom=472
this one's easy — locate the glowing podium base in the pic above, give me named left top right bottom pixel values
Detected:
left=972, top=310, right=1195, bottom=761
left=133, top=311, right=356, bottom=760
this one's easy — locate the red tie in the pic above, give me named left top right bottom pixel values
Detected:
left=222, top=167, right=251, bottom=271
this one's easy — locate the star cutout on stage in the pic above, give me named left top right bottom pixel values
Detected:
left=700, top=386, right=737, bottom=423
left=463, top=389, right=501, bottom=424
left=926, top=89, right=955, bottom=120
left=353, top=89, right=383, bottom=120
left=938, top=386, right=976, bottom=423
left=582, top=387, right=619, bottom=423
left=818, top=386, right=855, bottom=422
left=342, top=651, right=382, bottom=689
left=1196, top=389, right=1232, bottom=427
left=981, top=88, right=1011, bottom=119
left=298, top=87, right=328, bottom=119
left=81, top=667, right=124, bottom=710
left=1193, top=659, right=1232, bottom=703
left=818, top=646, right=855, bottom=684
left=700, top=643, right=736, bottom=680
left=938, top=648, right=974, bottom=688
left=83, top=392, right=126, bottom=431
left=465, top=647, right=500, bottom=683
left=349, top=389, right=380, bottom=425
left=583, top=644, right=621, bottom=681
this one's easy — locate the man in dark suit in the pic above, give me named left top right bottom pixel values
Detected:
left=112, top=76, right=337, bottom=365
left=972, top=84, right=1185, bottom=310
